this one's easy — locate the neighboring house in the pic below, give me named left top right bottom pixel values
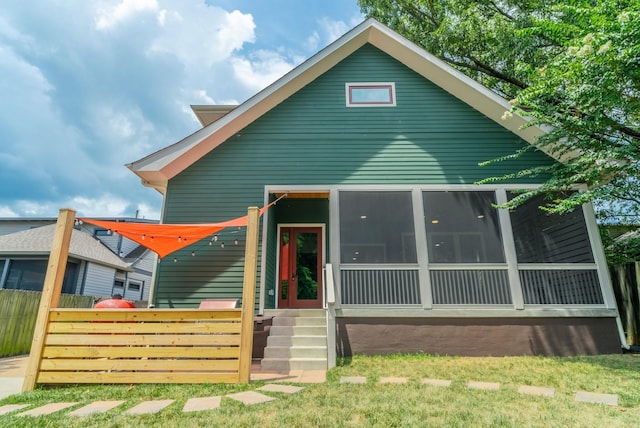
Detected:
left=0, top=218, right=157, bottom=301
left=127, top=19, right=623, bottom=358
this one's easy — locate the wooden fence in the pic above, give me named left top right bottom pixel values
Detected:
left=610, top=262, right=640, bottom=345
left=36, top=308, right=244, bottom=384
left=0, top=290, right=95, bottom=358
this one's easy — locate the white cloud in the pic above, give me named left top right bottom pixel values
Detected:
left=96, top=0, right=159, bottom=30
left=304, top=31, right=320, bottom=52
left=0, top=206, right=18, bottom=217
left=231, top=50, right=300, bottom=91
left=147, top=5, right=255, bottom=67
left=0, top=1, right=363, bottom=219
left=318, top=17, right=350, bottom=44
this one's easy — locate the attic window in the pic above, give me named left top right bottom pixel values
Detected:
left=346, top=82, right=396, bottom=107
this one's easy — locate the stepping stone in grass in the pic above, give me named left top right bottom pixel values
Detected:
left=68, top=400, right=125, bottom=417
left=468, top=381, right=500, bottom=390
left=574, top=391, right=618, bottom=407
left=182, top=396, right=222, bottom=412
left=518, top=385, right=555, bottom=397
left=0, top=404, right=30, bottom=415
left=18, top=402, right=78, bottom=417
left=340, top=376, right=367, bottom=384
left=124, top=399, right=175, bottom=415
left=226, top=391, right=277, bottom=405
left=379, top=377, right=408, bottom=384
left=422, top=378, right=452, bottom=387
left=257, top=384, right=304, bottom=394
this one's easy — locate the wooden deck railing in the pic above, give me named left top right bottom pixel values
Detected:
left=36, top=308, right=245, bottom=384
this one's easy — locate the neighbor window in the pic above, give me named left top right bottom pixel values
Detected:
left=339, top=191, right=416, bottom=263
left=346, top=82, right=396, bottom=107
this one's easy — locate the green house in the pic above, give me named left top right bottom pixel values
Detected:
left=128, top=19, right=624, bottom=367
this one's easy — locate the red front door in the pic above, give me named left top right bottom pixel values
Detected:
left=278, top=227, right=323, bottom=308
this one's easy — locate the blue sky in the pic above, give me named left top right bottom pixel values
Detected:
left=0, top=0, right=363, bottom=219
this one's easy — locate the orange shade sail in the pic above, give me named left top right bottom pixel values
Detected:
left=79, top=203, right=274, bottom=259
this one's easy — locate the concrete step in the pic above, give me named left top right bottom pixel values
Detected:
left=272, top=316, right=326, bottom=327
left=267, top=335, right=327, bottom=347
left=263, top=309, right=326, bottom=318
left=261, top=357, right=327, bottom=371
left=269, top=325, right=327, bottom=337
left=264, top=346, right=327, bottom=359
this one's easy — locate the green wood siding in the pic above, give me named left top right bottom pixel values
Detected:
left=154, top=43, right=556, bottom=308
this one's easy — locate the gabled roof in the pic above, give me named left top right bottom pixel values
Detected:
left=0, top=224, right=131, bottom=271
left=127, top=18, right=550, bottom=194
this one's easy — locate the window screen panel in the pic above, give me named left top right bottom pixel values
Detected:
left=423, top=191, right=505, bottom=263
left=509, top=193, right=594, bottom=263
left=339, top=191, right=416, bottom=264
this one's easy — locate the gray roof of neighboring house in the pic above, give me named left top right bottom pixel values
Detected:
left=0, top=224, right=131, bottom=270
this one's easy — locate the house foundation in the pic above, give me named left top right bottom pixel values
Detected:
left=336, top=317, right=622, bottom=357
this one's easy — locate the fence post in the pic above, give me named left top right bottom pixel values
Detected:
left=238, top=207, right=259, bottom=383
left=22, top=208, right=75, bottom=391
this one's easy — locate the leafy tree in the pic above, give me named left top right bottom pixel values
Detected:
left=359, top=0, right=639, bottom=224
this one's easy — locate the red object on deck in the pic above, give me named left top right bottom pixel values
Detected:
left=94, top=298, right=136, bottom=308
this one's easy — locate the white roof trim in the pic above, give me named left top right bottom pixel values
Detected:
left=128, top=18, right=551, bottom=194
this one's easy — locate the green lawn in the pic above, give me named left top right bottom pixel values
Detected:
left=2, top=354, right=639, bottom=427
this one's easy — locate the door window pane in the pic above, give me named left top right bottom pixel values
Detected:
left=508, top=192, right=594, bottom=263
left=296, top=232, right=318, bottom=300
left=339, top=191, right=416, bottom=263
left=423, top=191, right=505, bottom=263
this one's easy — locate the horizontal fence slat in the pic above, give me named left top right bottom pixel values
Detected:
left=36, top=308, right=246, bottom=385
left=49, top=309, right=242, bottom=322
left=47, top=322, right=242, bottom=334
left=44, top=334, right=241, bottom=347
left=37, top=371, right=240, bottom=384
left=42, top=345, right=241, bottom=359
left=40, top=358, right=239, bottom=372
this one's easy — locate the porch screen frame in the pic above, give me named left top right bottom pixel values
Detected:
left=261, top=185, right=615, bottom=314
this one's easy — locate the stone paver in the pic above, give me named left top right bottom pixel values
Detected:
left=468, top=381, right=500, bottom=390
left=422, top=378, right=452, bottom=387
left=0, top=404, right=30, bottom=415
left=18, top=402, right=78, bottom=417
left=340, top=376, right=367, bottom=384
left=518, top=385, right=555, bottom=397
left=124, top=399, right=175, bottom=415
left=226, top=391, right=277, bottom=405
left=68, top=400, right=125, bottom=417
left=575, top=391, right=618, bottom=407
left=257, top=384, right=304, bottom=394
left=183, top=396, right=222, bottom=412
left=0, top=377, right=23, bottom=400
left=379, top=377, right=408, bottom=384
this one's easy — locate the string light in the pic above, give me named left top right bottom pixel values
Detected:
left=173, top=257, right=178, bottom=263
left=178, top=236, right=182, bottom=242
left=192, top=251, right=196, bottom=256
left=141, top=234, right=146, bottom=240
left=234, top=238, right=239, bottom=245
left=213, top=235, right=218, bottom=242
left=221, top=242, right=225, bottom=248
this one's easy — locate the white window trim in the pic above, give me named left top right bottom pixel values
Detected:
left=346, top=82, right=396, bottom=107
